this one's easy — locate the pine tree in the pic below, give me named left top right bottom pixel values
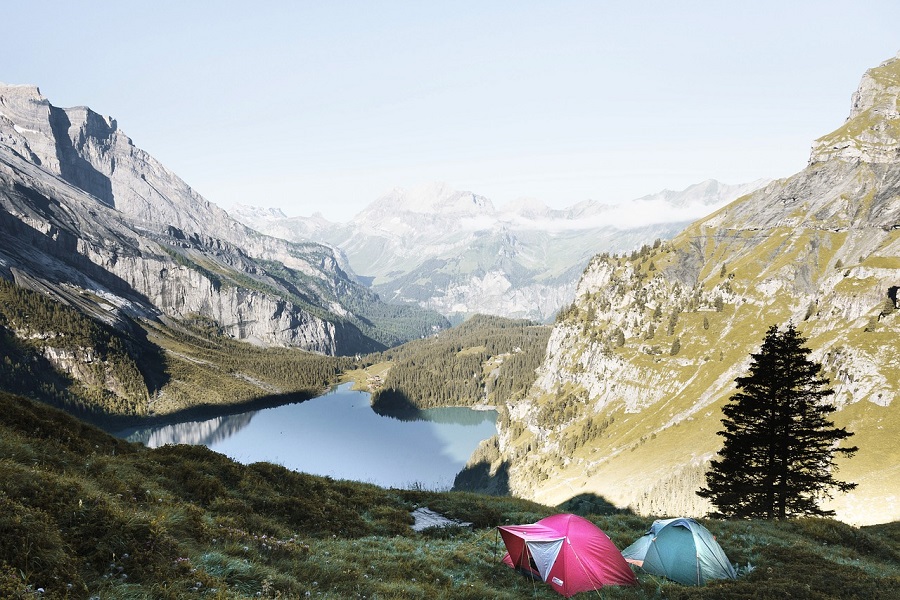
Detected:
left=669, top=337, right=681, bottom=356
left=698, top=323, right=857, bottom=519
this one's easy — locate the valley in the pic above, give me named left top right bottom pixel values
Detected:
left=1, top=37, right=899, bottom=600
left=233, top=179, right=766, bottom=323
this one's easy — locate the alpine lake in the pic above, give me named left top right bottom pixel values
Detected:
left=113, top=382, right=497, bottom=490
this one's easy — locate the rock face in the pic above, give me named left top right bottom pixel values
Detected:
left=811, top=51, right=900, bottom=164
left=233, top=180, right=766, bottom=322
left=489, top=53, right=900, bottom=526
left=0, top=84, right=446, bottom=356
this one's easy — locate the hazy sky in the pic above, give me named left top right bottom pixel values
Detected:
left=3, top=1, right=899, bottom=221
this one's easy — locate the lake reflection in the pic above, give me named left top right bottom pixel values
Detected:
left=117, top=383, right=497, bottom=490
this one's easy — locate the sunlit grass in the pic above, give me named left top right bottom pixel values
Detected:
left=1, top=391, right=898, bottom=599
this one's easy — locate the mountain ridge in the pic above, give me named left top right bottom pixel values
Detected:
left=233, top=179, right=767, bottom=322
left=482, top=51, right=900, bottom=526
left=0, top=82, right=450, bottom=418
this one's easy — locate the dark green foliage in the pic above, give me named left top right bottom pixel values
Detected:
left=804, top=300, right=817, bottom=320
left=0, top=278, right=153, bottom=418
left=373, top=314, right=551, bottom=409
left=0, top=277, right=356, bottom=422
left=699, top=324, right=857, bottom=519
left=665, top=541, right=900, bottom=600
left=670, top=337, right=681, bottom=356
left=555, top=302, right=578, bottom=322
left=150, top=315, right=354, bottom=399
left=558, top=493, right=632, bottom=517
left=340, top=289, right=451, bottom=349
left=882, top=287, right=898, bottom=317
left=667, top=310, right=679, bottom=335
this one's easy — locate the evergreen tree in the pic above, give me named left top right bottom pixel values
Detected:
left=698, top=323, right=857, bottom=519
left=669, top=337, right=681, bottom=356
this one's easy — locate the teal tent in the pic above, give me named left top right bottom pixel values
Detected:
left=622, top=518, right=736, bottom=586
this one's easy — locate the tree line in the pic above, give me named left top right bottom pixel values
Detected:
left=372, top=314, right=551, bottom=409
left=0, top=279, right=355, bottom=420
left=0, top=278, right=149, bottom=417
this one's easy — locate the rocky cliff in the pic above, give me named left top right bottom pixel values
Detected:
left=488, top=52, right=900, bottom=526
left=0, top=84, right=448, bottom=361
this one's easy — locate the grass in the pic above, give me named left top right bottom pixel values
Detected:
left=1, top=391, right=898, bottom=599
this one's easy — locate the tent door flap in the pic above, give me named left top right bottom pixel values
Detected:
left=524, top=538, right=565, bottom=582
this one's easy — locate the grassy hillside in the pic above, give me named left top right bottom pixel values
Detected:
left=0, top=278, right=355, bottom=425
left=2, top=391, right=899, bottom=599
left=138, top=316, right=355, bottom=417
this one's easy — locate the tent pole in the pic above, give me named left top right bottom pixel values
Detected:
left=566, top=537, right=604, bottom=599
left=527, top=546, right=538, bottom=599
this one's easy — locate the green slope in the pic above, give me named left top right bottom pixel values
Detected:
left=0, top=278, right=355, bottom=425
left=2, top=391, right=899, bottom=599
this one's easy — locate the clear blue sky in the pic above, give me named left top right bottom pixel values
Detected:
left=3, top=1, right=899, bottom=221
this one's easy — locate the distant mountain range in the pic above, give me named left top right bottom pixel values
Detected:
left=232, top=179, right=767, bottom=322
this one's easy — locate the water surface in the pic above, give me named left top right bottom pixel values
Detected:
left=117, top=383, right=496, bottom=490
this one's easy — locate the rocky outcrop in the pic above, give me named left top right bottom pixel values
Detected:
left=493, top=52, right=900, bottom=526
left=0, top=148, right=351, bottom=352
left=0, top=84, right=348, bottom=282
left=810, top=51, right=900, bottom=164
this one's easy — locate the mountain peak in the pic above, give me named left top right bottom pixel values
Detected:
left=810, top=51, right=900, bottom=164
left=230, top=204, right=288, bottom=220
left=499, top=197, right=552, bottom=218
left=0, top=82, right=45, bottom=103
left=0, top=84, right=50, bottom=130
left=359, top=182, right=495, bottom=219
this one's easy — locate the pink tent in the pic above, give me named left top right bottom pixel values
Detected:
left=498, top=514, right=637, bottom=597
